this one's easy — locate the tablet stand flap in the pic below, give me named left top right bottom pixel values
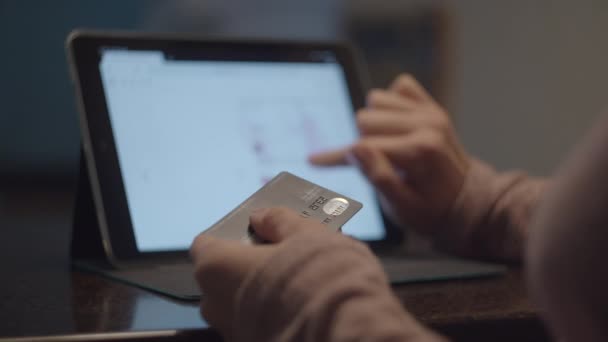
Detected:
left=70, top=149, right=107, bottom=261
left=69, top=149, right=201, bottom=300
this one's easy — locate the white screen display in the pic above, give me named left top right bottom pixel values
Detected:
left=99, top=49, right=385, bottom=252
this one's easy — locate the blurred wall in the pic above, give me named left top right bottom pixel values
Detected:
left=0, top=0, right=158, bottom=184
left=451, top=0, right=608, bottom=175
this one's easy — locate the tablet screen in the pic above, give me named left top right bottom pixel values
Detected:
left=99, top=49, right=385, bottom=252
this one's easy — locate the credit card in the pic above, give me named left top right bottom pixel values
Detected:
left=203, top=171, right=363, bottom=243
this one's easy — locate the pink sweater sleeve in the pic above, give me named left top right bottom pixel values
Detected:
left=526, top=113, right=608, bottom=342
left=231, top=232, right=447, bottom=342
left=433, top=159, right=547, bottom=261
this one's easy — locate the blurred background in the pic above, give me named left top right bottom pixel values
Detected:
left=1, top=2, right=606, bottom=337
left=2, top=0, right=608, bottom=189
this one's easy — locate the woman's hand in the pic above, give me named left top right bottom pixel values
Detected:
left=190, top=207, right=327, bottom=336
left=310, top=74, right=471, bottom=234
left=190, top=206, right=442, bottom=342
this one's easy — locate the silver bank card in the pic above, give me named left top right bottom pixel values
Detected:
left=203, top=171, right=363, bottom=243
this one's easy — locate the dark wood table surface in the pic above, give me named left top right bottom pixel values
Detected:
left=0, top=189, right=550, bottom=341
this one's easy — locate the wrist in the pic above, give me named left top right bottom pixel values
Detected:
left=431, top=158, right=501, bottom=257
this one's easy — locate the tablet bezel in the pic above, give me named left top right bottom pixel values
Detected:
left=67, top=30, right=404, bottom=263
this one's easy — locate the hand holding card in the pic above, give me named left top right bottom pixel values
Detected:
left=202, top=171, right=363, bottom=244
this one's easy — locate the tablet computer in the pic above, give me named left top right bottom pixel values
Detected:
left=67, top=30, right=402, bottom=265
left=67, top=30, right=504, bottom=299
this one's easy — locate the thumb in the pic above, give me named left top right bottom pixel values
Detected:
left=250, top=207, right=324, bottom=243
left=389, top=74, right=433, bottom=103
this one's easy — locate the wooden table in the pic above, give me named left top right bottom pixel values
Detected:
left=0, top=190, right=549, bottom=341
